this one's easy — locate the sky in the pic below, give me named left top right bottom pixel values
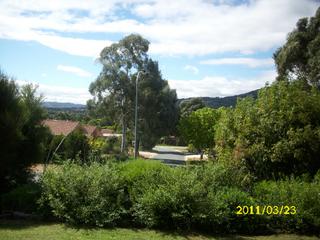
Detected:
left=0, top=0, right=319, bottom=104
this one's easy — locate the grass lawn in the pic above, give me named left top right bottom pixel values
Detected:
left=0, top=220, right=319, bottom=240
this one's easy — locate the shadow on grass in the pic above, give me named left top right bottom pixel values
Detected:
left=54, top=222, right=252, bottom=240
left=2, top=220, right=317, bottom=240
left=154, top=229, right=252, bottom=240
left=0, top=219, right=57, bottom=230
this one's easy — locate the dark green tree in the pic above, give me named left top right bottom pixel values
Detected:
left=89, top=34, right=178, bottom=151
left=0, top=71, right=24, bottom=193
left=20, top=84, right=49, bottom=164
left=137, top=59, right=178, bottom=149
left=274, top=7, right=320, bottom=86
left=0, top=71, right=48, bottom=193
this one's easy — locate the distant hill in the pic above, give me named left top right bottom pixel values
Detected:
left=42, top=101, right=86, bottom=109
left=43, top=89, right=259, bottom=110
left=178, top=89, right=259, bottom=108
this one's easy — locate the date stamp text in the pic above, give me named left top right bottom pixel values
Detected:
left=236, top=205, right=296, bottom=215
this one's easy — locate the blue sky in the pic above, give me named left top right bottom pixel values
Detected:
left=0, top=0, right=318, bottom=103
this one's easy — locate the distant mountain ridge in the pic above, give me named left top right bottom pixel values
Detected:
left=43, top=89, right=259, bottom=110
left=42, top=101, right=86, bottom=109
left=178, top=89, right=259, bottom=108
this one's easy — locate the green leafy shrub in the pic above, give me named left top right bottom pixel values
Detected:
left=119, top=159, right=166, bottom=184
left=194, top=163, right=260, bottom=233
left=39, top=160, right=320, bottom=234
left=127, top=161, right=254, bottom=231
left=198, top=162, right=253, bottom=191
left=197, top=187, right=261, bottom=233
left=253, top=176, right=320, bottom=233
left=131, top=167, right=205, bottom=229
left=40, top=162, right=126, bottom=226
left=119, top=159, right=169, bottom=224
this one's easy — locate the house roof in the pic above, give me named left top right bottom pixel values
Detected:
left=82, top=124, right=99, bottom=136
left=43, top=119, right=80, bottom=136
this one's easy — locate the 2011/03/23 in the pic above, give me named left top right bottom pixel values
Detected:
left=236, top=205, right=296, bottom=215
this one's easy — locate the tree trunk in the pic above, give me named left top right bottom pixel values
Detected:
left=121, top=114, right=126, bottom=153
left=200, top=151, right=204, bottom=160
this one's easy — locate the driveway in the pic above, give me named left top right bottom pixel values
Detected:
left=139, top=145, right=207, bottom=165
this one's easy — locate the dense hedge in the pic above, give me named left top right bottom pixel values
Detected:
left=39, top=160, right=320, bottom=234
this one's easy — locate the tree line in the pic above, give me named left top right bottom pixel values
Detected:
left=179, top=7, right=320, bottom=179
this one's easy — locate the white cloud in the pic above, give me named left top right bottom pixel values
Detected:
left=39, top=84, right=91, bottom=104
left=0, top=0, right=318, bottom=57
left=37, top=34, right=111, bottom=58
left=168, top=70, right=277, bottom=98
left=57, top=65, right=93, bottom=77
left=17, top=80, right=91, bottom=104
left=200, top=57, right=274, bottom=68
left=184, top=65, right=199, bottom=74
left=134, top=0, right=318, bottom=55
left=0, top=27, right=111, bottom=57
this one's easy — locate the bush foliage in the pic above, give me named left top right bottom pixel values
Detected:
left=40, top=160, right=320, bottom=233
left=40, top=163, right=126, bottom=226
left=215, top=80, right=320, bottom=180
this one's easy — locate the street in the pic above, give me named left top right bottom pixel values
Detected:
left=139, top=145, right=207, bottom=165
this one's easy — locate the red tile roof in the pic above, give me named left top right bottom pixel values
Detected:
left=43, top=119, right=80, bottom=136
left=82, top=124, right=99, bottom=137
